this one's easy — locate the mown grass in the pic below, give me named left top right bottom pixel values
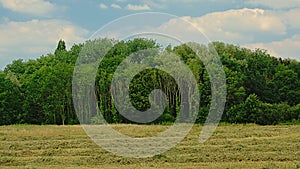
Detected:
left=0, top=124, right=299, bottom=169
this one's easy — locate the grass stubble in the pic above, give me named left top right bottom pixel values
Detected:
left=0, top=124, right=299, bottom=169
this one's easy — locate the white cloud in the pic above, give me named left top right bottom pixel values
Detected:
left=111, top=3, right=121, bottom=9
left=125, top=4, right=151, bottom=11
left=99, top=3, right=108, bottom=9
left=0, top=19, right=88, bottom=47
left=244, top=35, right=300, bottom=61
left=156, top=7, right=300, bottom=60
left=159, top=8, right=286, bottom=44
left=281, top=9, right=300, bottom=29
left=0, top=19, right=89, bottom=68
left=0, top=0, right=57, bottom=16
left=247, top=0, right=300, bottom=9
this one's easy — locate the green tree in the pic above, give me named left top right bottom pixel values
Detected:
left=0, top=72, right=23, bottom=125
left=55, top=39, right=66, bottom=55
left=272, top=69, right=300, bottom=105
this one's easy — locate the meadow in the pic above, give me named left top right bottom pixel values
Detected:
left=0, top=124, right=299, bottom=169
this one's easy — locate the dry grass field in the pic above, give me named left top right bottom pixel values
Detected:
left=0, top=124, right=299, bottom=169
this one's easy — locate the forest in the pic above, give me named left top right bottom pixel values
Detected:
left=0, top=38, right=300, bottom=125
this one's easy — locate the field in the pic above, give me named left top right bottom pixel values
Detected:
left=0, top=124, right=299, bottom=169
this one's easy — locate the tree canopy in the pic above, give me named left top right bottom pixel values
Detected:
left=0, top=39, right=299, bottom=125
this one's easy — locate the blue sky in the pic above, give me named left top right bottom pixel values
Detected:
left=1, top=0, right=300, bottom=69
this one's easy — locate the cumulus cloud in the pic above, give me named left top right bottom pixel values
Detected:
left=0, top=19, right=88, bottom=47
left=281, top=9, right=300, bottom=29
left=125, top=4, right=151, bottom=11
left=159, top=8, right=286, bottom=44
left=99, top=3, right=108, bottom=9
left=157, top=7, right=300, bottom=60
left=0, top=19, right=89, bottom=68
left=140, top=0, right=201, bottom=9
left=244, top=35, right=300, bottom=61
left=111, top=3, right=121, bottom=9
left=247, top=0, right=300, bottom=9
left=0, top=0, right=57, bottom=16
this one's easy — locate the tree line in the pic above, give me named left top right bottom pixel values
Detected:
left=0, top=39, right=300, bottom=125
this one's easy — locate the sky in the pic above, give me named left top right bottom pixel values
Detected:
left=1, top=0, right=300, bottom=69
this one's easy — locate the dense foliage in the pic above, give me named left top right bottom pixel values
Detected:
left=0, top=39, right=299, bottom=125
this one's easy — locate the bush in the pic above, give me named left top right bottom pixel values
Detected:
left=227, top=94, right=263, bottom=124
left=196, top=106, right=210, bottom=123
left=289, top=104, right=300, bottom=121
left=91, top=115, right=106, bottom=124
left=156, top=113, right=175, bottom=123
left=256, top=103, right=285, bottom=125
left=225, top=94, right=295, bottom=125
